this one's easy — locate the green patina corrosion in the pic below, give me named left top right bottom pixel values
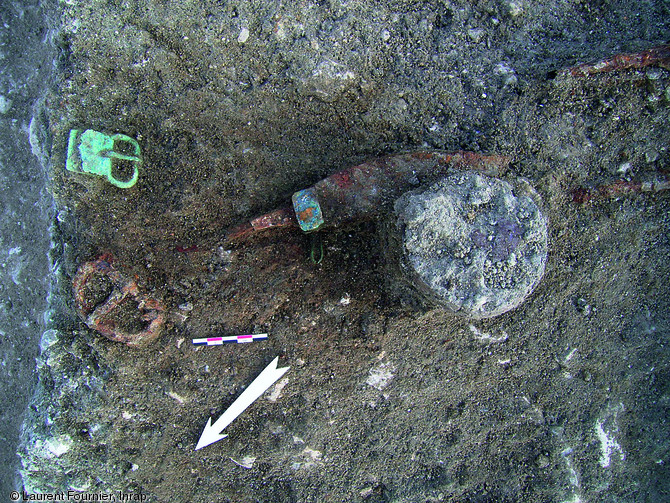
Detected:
left=292, top=187, right=324, bottom=232
left=66, top=129, right=142, bottom=188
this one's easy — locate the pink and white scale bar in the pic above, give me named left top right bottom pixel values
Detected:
left=193, top=333, right=269, bottom=345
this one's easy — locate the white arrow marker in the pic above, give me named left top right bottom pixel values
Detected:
left=195, top=356, right=290, bottom=450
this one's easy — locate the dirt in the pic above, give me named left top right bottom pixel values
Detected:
left=17, top=1, right=670, bottom=502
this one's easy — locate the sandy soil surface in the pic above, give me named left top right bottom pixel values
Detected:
left=18, top=1, right=670, bottom=502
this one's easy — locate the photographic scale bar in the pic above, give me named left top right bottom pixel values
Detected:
left=193, top=333, right=269, bottom=345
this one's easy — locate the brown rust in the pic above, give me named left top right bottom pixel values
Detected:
left=226, top=206, right=299, bottom=243
left=224, top=150, right=512, bottom=243
left=409, top=151, right=435, bottom=161
left=251, top=206, right=298, bottom=231
left=572, top=176, right=670, bottom=204
left=558, top=44, right=670, bottom=78
left=73, top=255, right=165, bottom=347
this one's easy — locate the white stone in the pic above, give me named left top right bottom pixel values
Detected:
left=0, top=95, right=10, bottom=113
left=366, top=362, right=395, bottom=390
left=238, top=27, right=250, bottom=44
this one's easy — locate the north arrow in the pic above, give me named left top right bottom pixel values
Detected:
left=195, top=356, right=290, bottom=450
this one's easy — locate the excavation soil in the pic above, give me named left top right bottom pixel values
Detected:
left=19, top=1, right=670, bottom=502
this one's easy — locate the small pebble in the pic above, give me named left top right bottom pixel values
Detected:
left=645, top=150, right=659, bottom=163
left=238, top=27, right=250, bottom=44
left=536, top=454, right=550, bottom=468
left=468, top=28, right=485, bottom=43
left=575, top=297, right=592, bottom=316
left=506, top=1, right=524, bottom=17
left=360, top=487, right=373, bottom=498
left=0, top=95, right=11, bottom=114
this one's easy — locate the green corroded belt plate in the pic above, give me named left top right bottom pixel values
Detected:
left=66, top=129, right=141, bottom=188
